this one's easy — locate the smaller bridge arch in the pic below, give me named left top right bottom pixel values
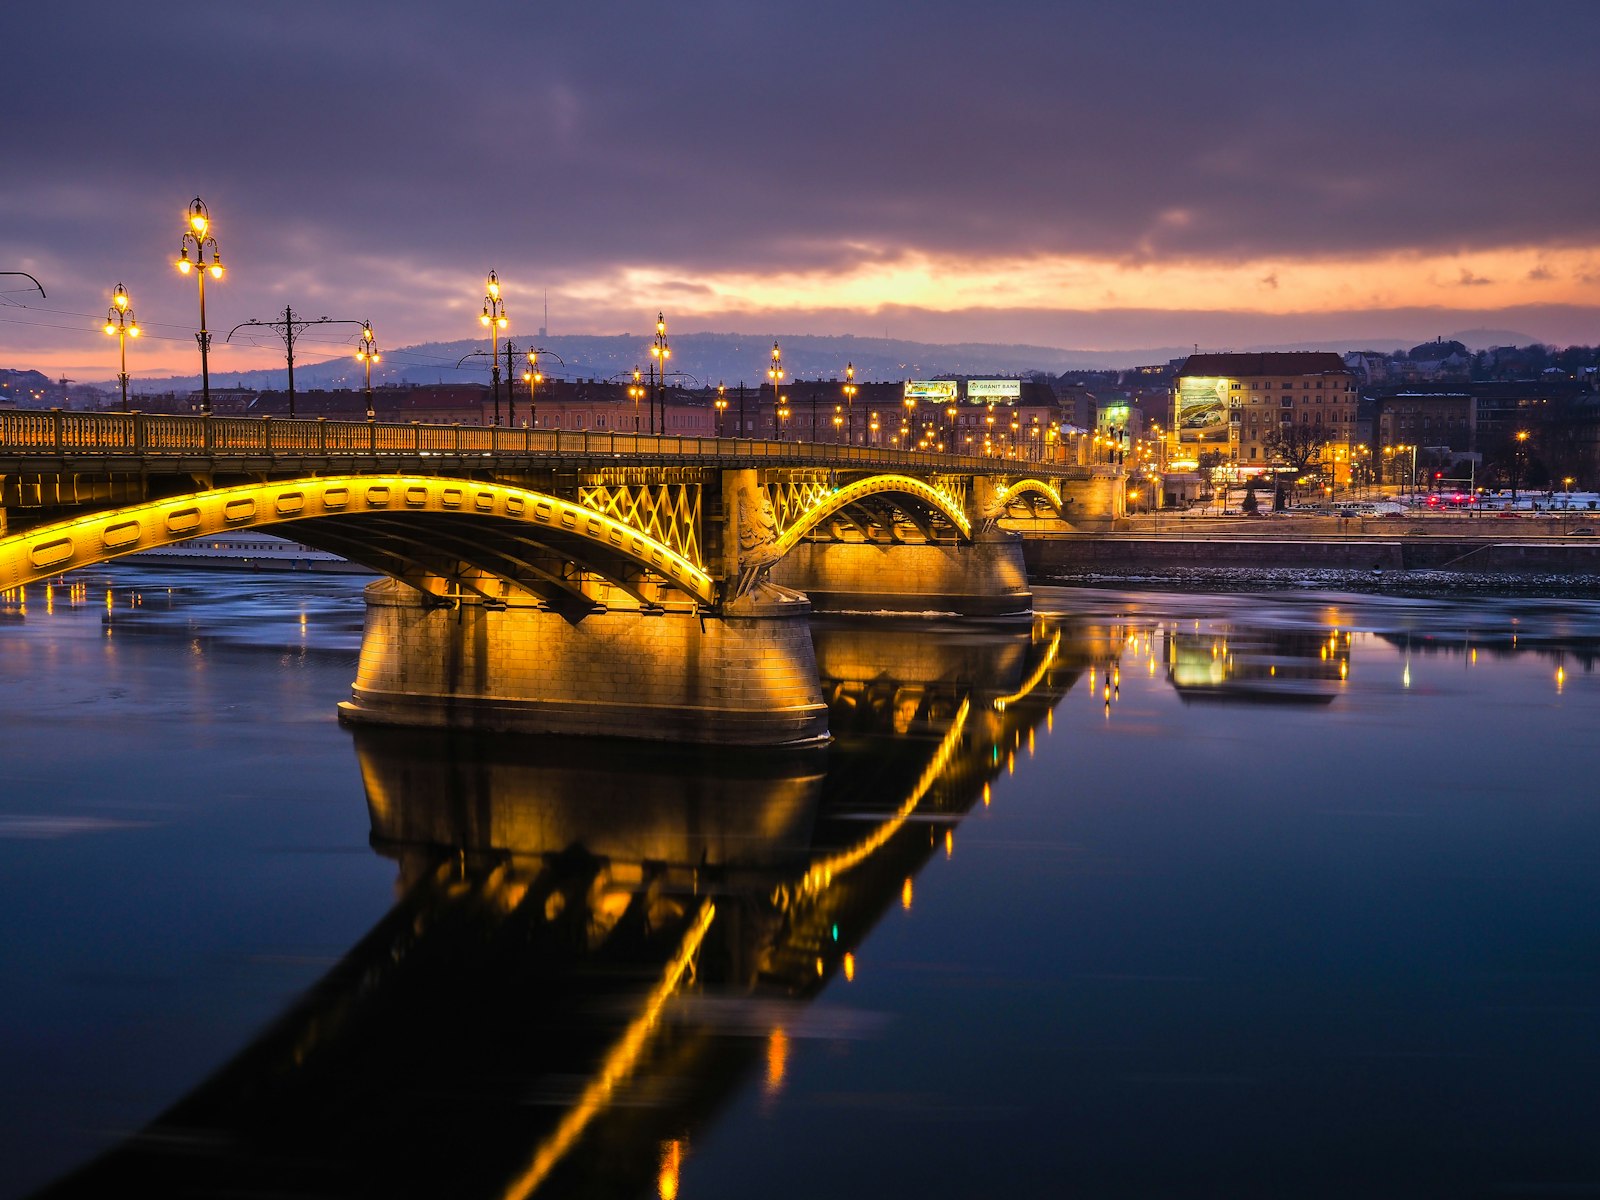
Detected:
left=992, top=478, right=1067, bottom=519
left=769, top=474, right=973, bottom=558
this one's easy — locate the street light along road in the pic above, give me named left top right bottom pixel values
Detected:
left=356, top=322, right=380, bottom=420
left=481, top=271, right=508, bottom=425
left=175, top=197, right=224, bottom=413
left=103, top=283, right=140, bottom=412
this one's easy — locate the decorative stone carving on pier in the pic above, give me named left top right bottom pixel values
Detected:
left=733, top=478, right=782, bottom=602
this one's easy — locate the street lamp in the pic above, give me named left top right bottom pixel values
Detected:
left=778, top=395, right=791, bottom=439
left=715, top=382, right=728, bottom=437
left=521, top=351, right=544, bottom=429
left=355, top=322, right=380, bottom=420
left=480, top=271, right=508, bottom=425
left=103, top=283, right=140, bottom=412
left=629, top=368, right=645, bottom=431
left=175, top=197, right=223, bottom=413
left=1512, top=430, right=1530, bottom=503
left=768, top=342, right=784, bottom=438
left=842, top=361, right=857, bottom=445
left=649, top=313, right=670, bottom=435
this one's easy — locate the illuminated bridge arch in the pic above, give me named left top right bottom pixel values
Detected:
left=0, top=475, right=715, bottom=606
left=770, top=474, right=973, bottom=558
left=993, top=478, right=1067, bottom=518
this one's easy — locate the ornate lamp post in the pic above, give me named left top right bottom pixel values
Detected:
left=103, top=283, right=140, bottom=412
left=521, top=351, right=543, bottom=429
left=519, top=348, right=562, bottom=429
left=175, top=197, right=223, bottom=413
left=715, top=382, right=728, bottom=437
left=355, top=322, right=380, bottom=420
left=768, top=342, right=784, bottom=438
left=842, top=361, right=857, bottom=445
left=481, top=271, right=508, bottom=425
left=649, top=313, right=670, bottom=435
left=629, top=368, right=645, bottom=431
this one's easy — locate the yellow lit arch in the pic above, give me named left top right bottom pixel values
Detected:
left=770, top=474, right=972, bottom=557
left=993, top=478, right=1066, bottom=517
left=0, top=475, right=715, bottom=603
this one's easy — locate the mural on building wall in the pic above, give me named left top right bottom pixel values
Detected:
left=1177, top=377, right=1230, bottom=444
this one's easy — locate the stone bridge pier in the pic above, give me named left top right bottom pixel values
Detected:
left=338, top=580, right=829, bottom=745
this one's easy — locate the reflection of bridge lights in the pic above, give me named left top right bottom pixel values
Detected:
left=506, top=900, right=715, bottom=1197
left=843, top=952, right=856, bottom=982
left=765, top=1027, right=789, bottom=1097
left=658, top=1140, right=683, bottom=1200
left=901, top=877, right=913, bottom=910
left=983, top=782, right=991, bottom=806
left=944, top=829, right=954, bottom=858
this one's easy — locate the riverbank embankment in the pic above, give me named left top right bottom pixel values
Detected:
left=1020, top=514, right=1600, bottom=592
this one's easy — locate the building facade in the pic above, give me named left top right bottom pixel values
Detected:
left=1172, top=352, right=1358, bottom=479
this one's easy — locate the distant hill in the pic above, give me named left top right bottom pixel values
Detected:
left=15, top=327, right=1556, bottom=395
left=66, top=332, right=1192, bottom=394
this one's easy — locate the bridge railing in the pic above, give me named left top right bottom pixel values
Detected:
left=0, top=409, right=1088, bottom=476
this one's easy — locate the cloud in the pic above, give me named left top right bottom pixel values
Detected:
left=6, top=0, right=1600, bottom=380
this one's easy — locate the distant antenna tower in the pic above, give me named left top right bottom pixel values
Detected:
left=540, top=289, right=548, bottom=339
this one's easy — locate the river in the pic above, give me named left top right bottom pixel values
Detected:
left=2, top=568, right=1597, bottom=1197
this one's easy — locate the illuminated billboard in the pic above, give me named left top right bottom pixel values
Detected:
left=904, top=380, right=959, bottom=404
left=966, top=379, right=1021, bottom=403
left=1177, top=376, right=1230, bottom=444
left=1098, top=403, right=1130, bottom=430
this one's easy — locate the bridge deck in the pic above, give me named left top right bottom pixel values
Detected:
left=0, top=410, right=1090, bottom=479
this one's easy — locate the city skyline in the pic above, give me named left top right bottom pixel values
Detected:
left=4, top=1, right=1599, bottom=381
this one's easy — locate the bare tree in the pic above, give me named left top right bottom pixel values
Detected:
left=1196, top=449, right=1226, bottom=510
left=1262, top=422, right=1328, bottom=472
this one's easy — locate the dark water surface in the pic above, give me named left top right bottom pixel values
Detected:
left=2, top=569, right=1597, bottom=1198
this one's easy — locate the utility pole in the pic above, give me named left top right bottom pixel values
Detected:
left=504, top=339, right=518, bottom=428
left=227, top=307, right=346, bottom=418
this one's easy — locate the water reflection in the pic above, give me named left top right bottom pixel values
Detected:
left=33, top=616, right=1078, bottom=1199
left=1165, top=629, right=1348, bottom=705
left=22, top=578, right=1600, bottom=1198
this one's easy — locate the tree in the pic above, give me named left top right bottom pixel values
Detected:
left=1196, top=449, right=1226, bottom=508
left=1262, top=422, right=1327, bottom=473
left=1241, top=478, right=1260, bottom=515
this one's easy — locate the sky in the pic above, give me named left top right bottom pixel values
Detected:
left=4, top=0, right=1600, bottom=383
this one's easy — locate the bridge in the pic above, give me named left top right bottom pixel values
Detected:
left=0, top=409, right=1121, bottom=744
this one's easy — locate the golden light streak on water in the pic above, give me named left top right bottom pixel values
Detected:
left=765, top=1027, right=789, bottom=1098
left=501, top=899, right=716, bottom=1200
left=658, top=1140, right=683, bottom=1200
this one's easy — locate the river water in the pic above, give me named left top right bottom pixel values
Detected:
left=1, top=568, right=1597, bottom=1198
